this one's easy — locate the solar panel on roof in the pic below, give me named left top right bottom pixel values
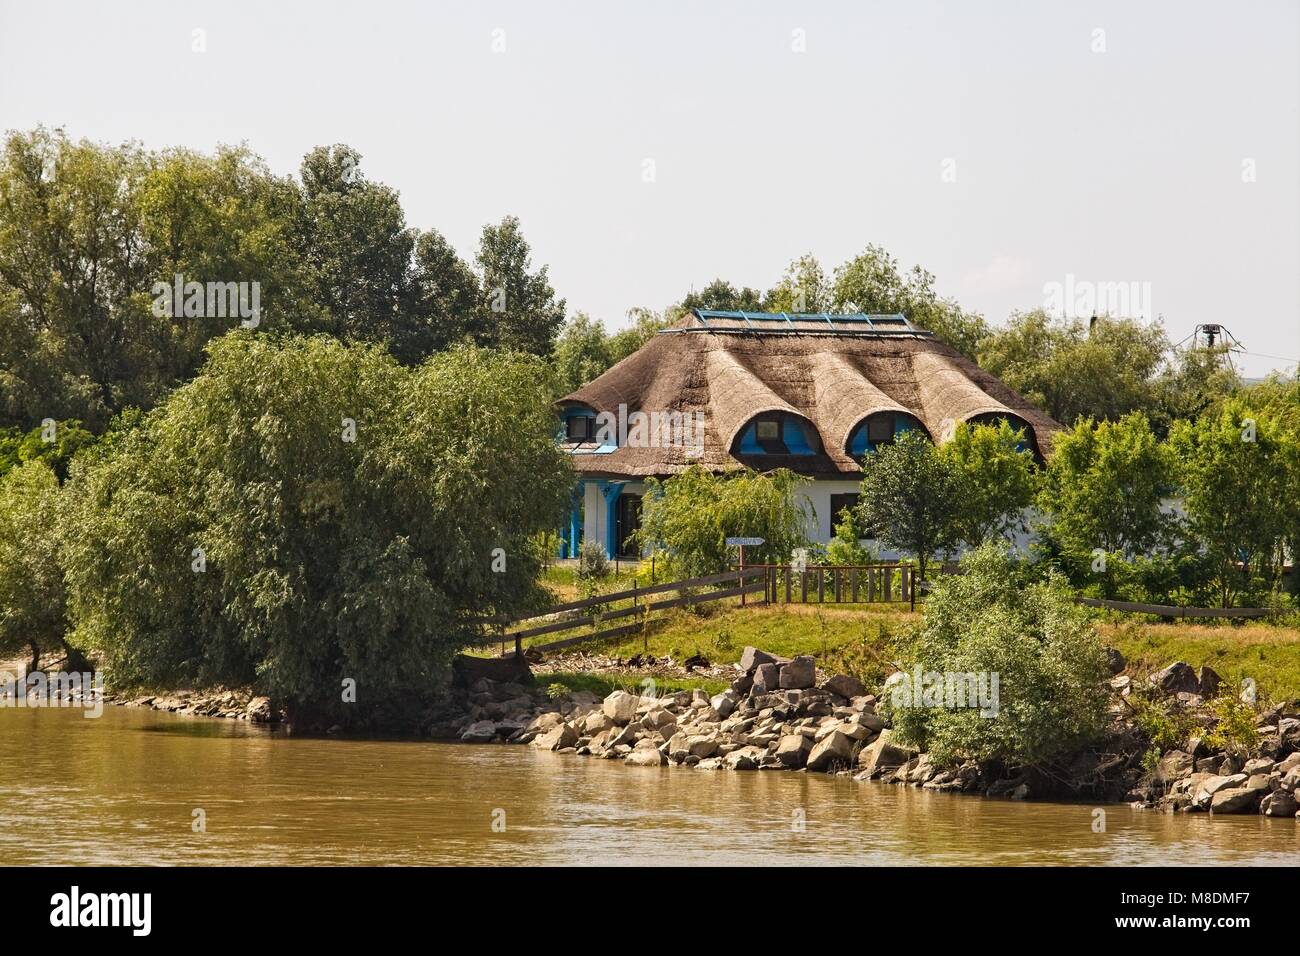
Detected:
left=677, top=309, right=927, bottom=336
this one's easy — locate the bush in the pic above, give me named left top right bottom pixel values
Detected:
left=0, top=461, right=70, bottom=669
left=635, top=466, right=810, bottom=578
left=884, top=543, right=1111, bottom=768
left=60, top=334, right=572, bottom=725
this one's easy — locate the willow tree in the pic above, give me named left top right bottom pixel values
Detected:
left=61, top=333, right=572, bottom=724
left=635, top=467, right=810, bottom=578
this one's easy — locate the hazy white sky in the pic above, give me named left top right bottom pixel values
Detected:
left=2, top=0, right=1297, bottom=375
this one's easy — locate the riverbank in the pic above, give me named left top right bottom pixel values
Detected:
left=431, top=644, right=1300, bottom=819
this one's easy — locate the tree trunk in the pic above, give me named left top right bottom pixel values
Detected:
left=28, top=640, right=39, bottom=674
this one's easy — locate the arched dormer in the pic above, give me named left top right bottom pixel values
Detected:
left=846, top=411, right=928, bottom=457
left=964, top=412, right=1040, bottom=458
left=558, top=403, right=616, bottom=454
left=733, top=411, right=821, bottom=456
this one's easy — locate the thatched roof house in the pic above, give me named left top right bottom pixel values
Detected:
left=556, top=309, right=1059, bottom=558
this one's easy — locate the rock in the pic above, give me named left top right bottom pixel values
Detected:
left=452, top=652, right=531, bottom=688
left=775, top=734, right=813, bottom=768
left=779, top=656, right=816, bottom=690
left=752, top=663, right=781, bottom=695
left=685, top=735, right=719, bottom=759
left=1193, top=773, right=1247, bottom=809
left=730, top=674, right=754, bottom=696
left=856, top=732, right=914, bottom=777
left=724, top=745, right=766, bottom=770
left=821, top=674, right=866, bottom=699
left=1156, top=750, right=1193, bottom=782
left=583, top=711, right=615, bottom=735
left=1243, top=757, right=1275, bottom=777
left=624, top=748, right=666, bottom=767
left=806, top=730, right=856, bottom=772
left=738, top=647, right=778, bottom=673
left=710, top=693, right=735, bottom=719
left=1197, top=666, right=1221, bottom=699
left=602, top=691, right=639, bottom=725
left=533, top=723, right=579, bottom=751
left=1260, top=791, right=1298, bottom=817
left=1150, top=662, right=1200, bottom=695
left=246, top=696, right=273, bottom=723
left=1276, top=752, right=1300, bottom=774
left=460, top=719, right=498, bottom=743
left=1105, top=647, right=1126, bottom=675
left=1210, top=787, right=1263, bottom=814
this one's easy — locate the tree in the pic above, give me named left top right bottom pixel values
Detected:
left=0, top=461, right=70, bottom=671
left=0, top=129, right=312, bottom=430
left=635, top=467, right=810, bottom=578
left=294, top=145, right=420, bottom=351
left=1167, top=401, right=1290, bottom=606
left=885, top=544, right=1110, bottom=768
left=978, top=310, right=1169, bottom=427
left=552, top=312, right=614, bottom=395
left=763, top=254, right=832, bottom=313
left=678, top=279, right=765, bottom=314
left=0, top=419, right=97, bottom=480
left=1038, top=413, right=1175, bottom=559
left=855, top=430, right=964, bottom=580
left=940, top=420, right=1038, bottom=547
left=60, top=333, right=573, bottom=725
left=405, top=227, right=481, bottom=357
left=475, top=216, right=566, bottom=357
left=831, top=245, right=988, bottom=359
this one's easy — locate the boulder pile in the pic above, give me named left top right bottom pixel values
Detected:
left=433, top=647, right=1300, bottom=821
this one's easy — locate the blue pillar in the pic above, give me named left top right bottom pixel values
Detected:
left=599, top=480, right=624, bottom=559
left=566, top=483, right=582, bottom=558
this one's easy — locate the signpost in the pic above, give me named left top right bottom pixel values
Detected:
left=725, top=537, right=765, bottom=605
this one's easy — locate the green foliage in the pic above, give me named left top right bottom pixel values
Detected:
left=830, top=245, right=988, bottom=359
left=941, top=420, right=1038, bottom=546
left=1039, top=413, right=1175, bottom=559
left=1203, top=687, right=1260, bottom=755
left=0, top=419, right=97, bottom=480
left=823, top=506, right=877, bottom=565
left=636, top=467, right=811, bottom=578
left=0, top=460, right=68, bottom=668
left=475, top=216, right=566, bottom=357
left=855, top=430, right=964, bottom=578
left=885, top=544, right=1111, bottom=767
left=1168, top=400, right=1290, bottom=606
left=60, top=334, right=572, bottom=724
left=978, top=310, right=1170, bottom=427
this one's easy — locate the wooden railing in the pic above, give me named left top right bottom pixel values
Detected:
left=1072, top=597, right=1271, bottom=619
left=480, top=568, right=769, bottom=658
left=741, top=563, right=919, bottom=608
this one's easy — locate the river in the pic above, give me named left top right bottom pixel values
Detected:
left=3, top=704, right=1298, bottom=866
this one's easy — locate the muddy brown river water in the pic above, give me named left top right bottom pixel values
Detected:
left=3, top=705, right=1298, bottom=865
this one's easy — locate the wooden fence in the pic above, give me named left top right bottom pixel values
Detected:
left=1073, top=597, right=1271, bottom=619
left=481, top=568, right=769, bottom=658
left=743, top=563, right=919, bottom=609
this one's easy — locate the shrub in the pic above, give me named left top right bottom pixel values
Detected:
left=884, top=543, right=1111, bottom=767
left=635, top=466, right=810, bottom=578
left=60, top=334, right=572, bottom=725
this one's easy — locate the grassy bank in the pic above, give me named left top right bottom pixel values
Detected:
left=521, top=600, right=1300, bottom=704
left=1102, top=618, right=1300, bottom=702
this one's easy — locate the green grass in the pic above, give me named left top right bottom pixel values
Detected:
left=600, top=602, right=916, bottom=665
left=1102, top=618, right=1300, bottom=702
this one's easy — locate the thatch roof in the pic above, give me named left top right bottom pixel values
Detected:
left=560, top=310, right=1060, bottom=479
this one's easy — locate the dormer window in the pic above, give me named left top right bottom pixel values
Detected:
left=737, top=413, right=818, bottom=455
left=566, top=414, right=596, bottom=442
left=848, top=411, right=926, bottom=457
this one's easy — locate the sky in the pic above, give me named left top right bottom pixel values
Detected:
left=1, top=0, right=1297, bottom=376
